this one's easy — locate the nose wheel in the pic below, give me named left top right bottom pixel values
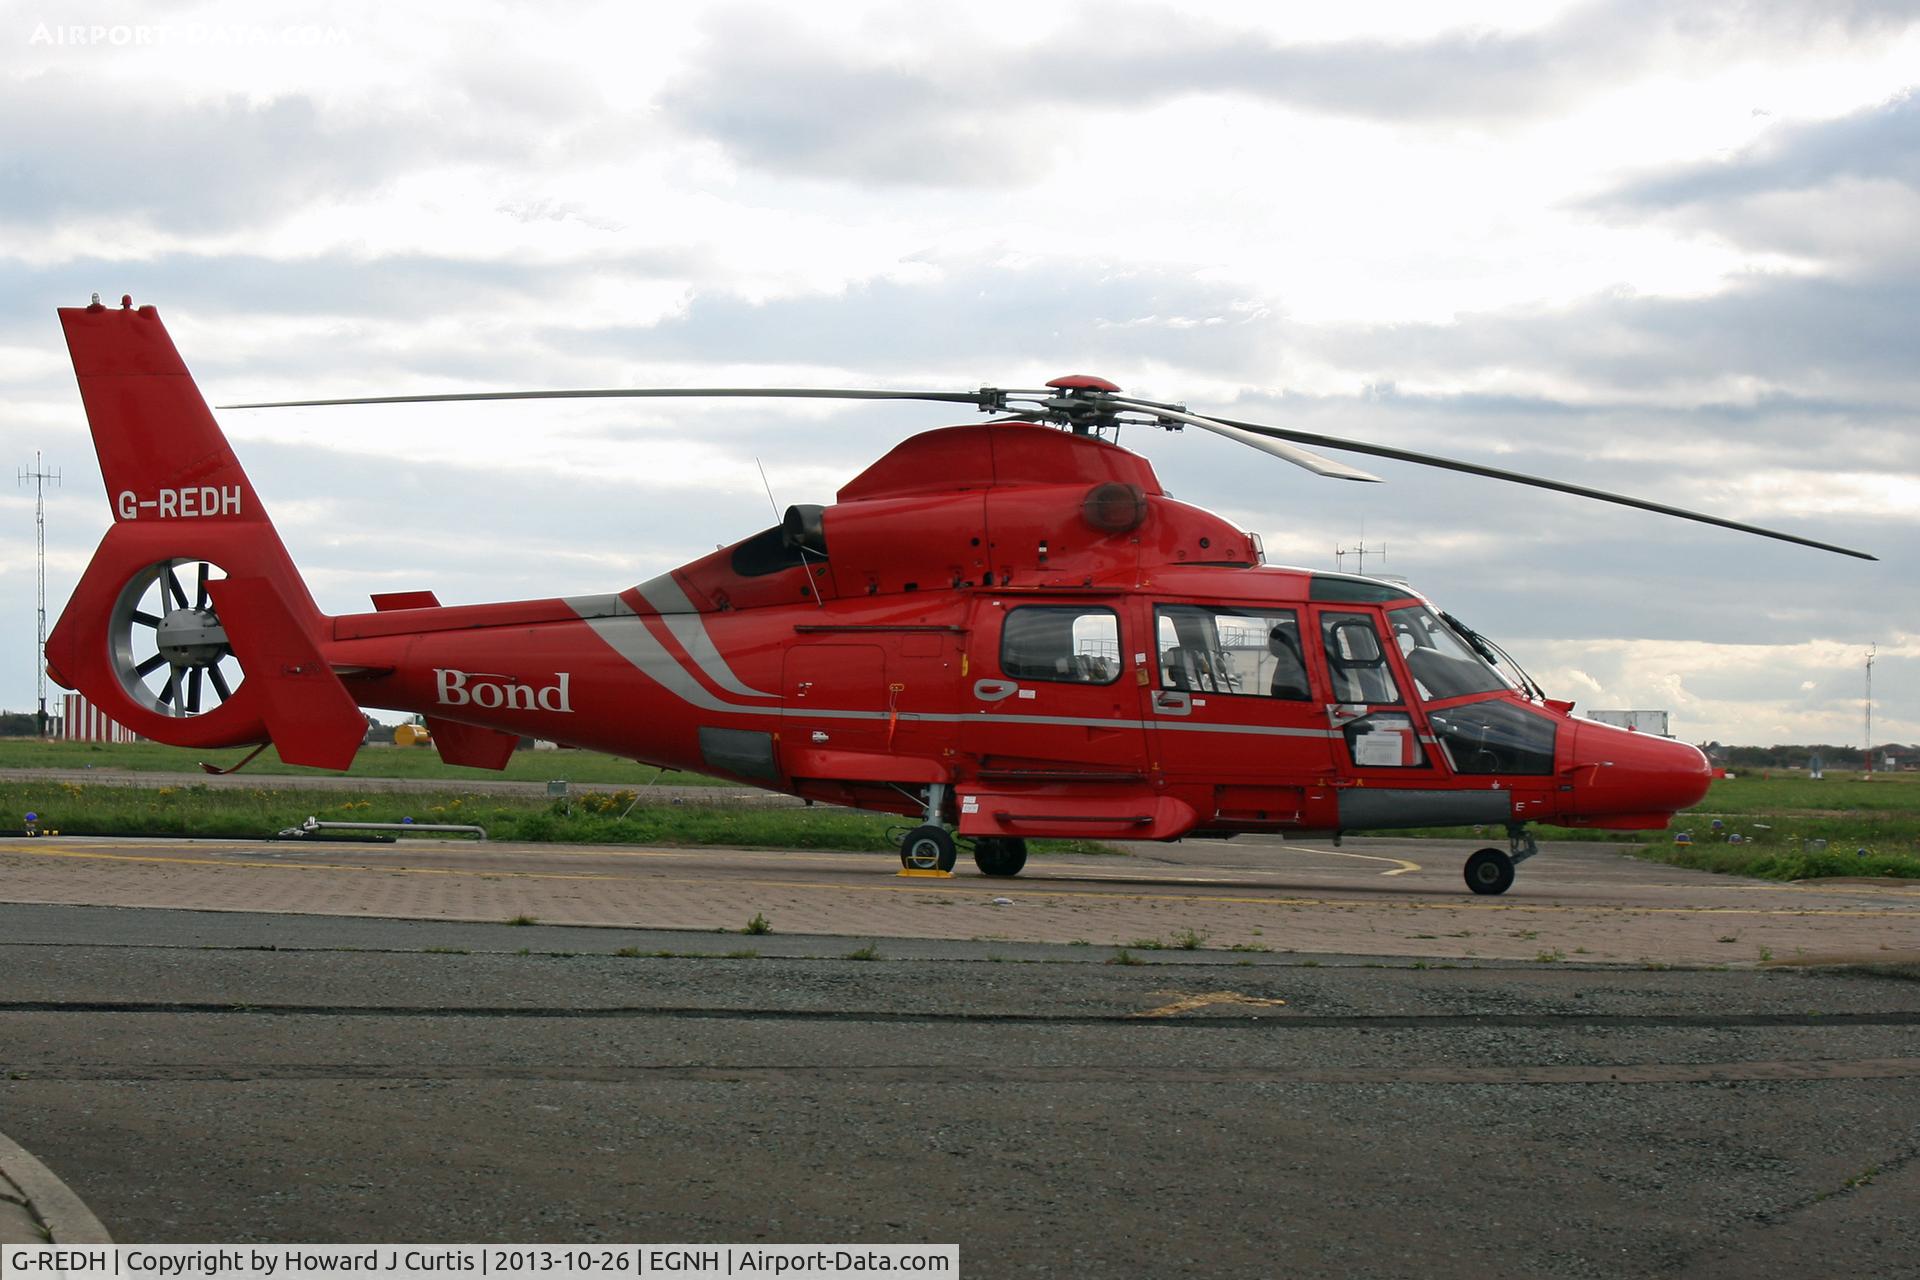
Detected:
left=1463, top=827, right=1538, bottom=896
left=1464, top=848, right=1515, bottom=895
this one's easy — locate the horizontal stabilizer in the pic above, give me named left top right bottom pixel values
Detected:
left=207, top=576, right=366, bottom=771
left=426, top=717, right=519, bottom=770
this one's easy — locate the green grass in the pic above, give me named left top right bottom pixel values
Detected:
left=0, top=737, right=730, bottom=785
left=1691, top=771, right=1920, bottom=814
left=1636, top=773, right=1920, bottom=880
left=0, top=779, right=1115, bottom=855
left=1385, top=772, right=1920, bottom=882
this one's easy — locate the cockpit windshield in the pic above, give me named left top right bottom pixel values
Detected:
left=1387, top=605, right=1514, bottom=702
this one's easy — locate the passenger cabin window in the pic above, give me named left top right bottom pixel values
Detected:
left=1155, top=605, right=1311, bottom=699
left=1320, top=612, right=1401, bottom=705
left=1001, top=606, right=1121, bottom=685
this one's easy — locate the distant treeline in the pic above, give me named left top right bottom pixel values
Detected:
left=1709, top=743, right=1914, bottom=770
left=0, top=711, right=42, bottom=736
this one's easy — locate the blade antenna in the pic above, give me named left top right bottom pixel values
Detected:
left=755, top=459, right=781, bottom=524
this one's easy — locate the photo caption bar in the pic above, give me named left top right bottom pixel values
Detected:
left=2, top=1246, right=957, bottom=1279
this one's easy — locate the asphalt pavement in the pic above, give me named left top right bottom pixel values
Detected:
left=3, top=827, right=1918, bottom=1275
left=2, top=901, right=1918, bottom=1277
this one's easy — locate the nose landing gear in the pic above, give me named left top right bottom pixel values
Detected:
left=1463, top=826, right=1538, bottom=896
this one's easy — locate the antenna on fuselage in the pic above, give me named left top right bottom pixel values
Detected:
left=1335, top=536, right=1386, bottom=576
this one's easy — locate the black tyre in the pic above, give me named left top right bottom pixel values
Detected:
left=973, top=836, right=1029, bottom=877
left=1464, top=847, right=1515, bottom=896
left=900, top=825, right=958, bottom=872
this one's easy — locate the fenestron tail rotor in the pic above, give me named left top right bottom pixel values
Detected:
left=111, top=559, right=246, bottom=717
left=220, top=374, right=1875, bottom=560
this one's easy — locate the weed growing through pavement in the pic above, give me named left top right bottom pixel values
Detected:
left=742, top=912, right=772, bottom=935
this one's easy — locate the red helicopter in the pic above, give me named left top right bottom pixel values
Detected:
left=45, top=297, right=1875, bottom=894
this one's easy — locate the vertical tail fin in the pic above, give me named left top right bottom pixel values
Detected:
left=57, top=297, right=317, bottom=615
left=46, top=298, right=362, bottom=767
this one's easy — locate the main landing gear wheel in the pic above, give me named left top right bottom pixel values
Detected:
left=900, top=825, right=958, bottom=872
left=1464, top=848, right=1516, bottom=896
left=973, top=836, right=1029, bottom=877
left=110, top=559, right=245, bottom=717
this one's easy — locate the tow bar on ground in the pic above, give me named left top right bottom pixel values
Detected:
left=275, top=816, right=488, bottom=840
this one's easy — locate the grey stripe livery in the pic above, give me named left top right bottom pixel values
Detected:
left=568, top=591, right=1344, bottom=739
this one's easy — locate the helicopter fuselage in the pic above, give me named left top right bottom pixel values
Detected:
left=319, top=422, right=1712, bottom=844
left=45, top=301, right=1714, bottom=892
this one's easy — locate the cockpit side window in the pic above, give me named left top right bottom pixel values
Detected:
left=1319, top=612, right=1400, bottom=705
left=1387, top=606, right=1512, bottom=702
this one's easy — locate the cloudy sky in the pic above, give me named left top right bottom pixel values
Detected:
left=1, top=0, right=1914, bottom=747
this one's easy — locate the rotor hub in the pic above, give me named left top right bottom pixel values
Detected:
left=156, top=607, right=230, bottom=667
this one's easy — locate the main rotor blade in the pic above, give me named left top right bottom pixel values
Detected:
left=1206, top=413, right=1878, bottom=561
left=218, top=388, right=1016, bottom=410
left=1105, top=398, right=1381, bottom=482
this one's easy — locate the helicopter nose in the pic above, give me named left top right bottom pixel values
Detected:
left=1570, top=720, right=1714, bottom=821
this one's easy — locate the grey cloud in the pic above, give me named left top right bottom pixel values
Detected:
left=0, top=248, right=708, bottom=404
left=0, top=73, right=538, bottom=232
left=550, top=263, right=1281, bottom=376
left=1604, top=90, right=1920, bottom=209
left=1298, top=272, right=1920, bottom=403
left=662, top=2, right=1920, bottom=185
left=559, top=254, right=1920, bottom=428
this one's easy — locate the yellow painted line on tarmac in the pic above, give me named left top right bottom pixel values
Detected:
left=3, top=844, right=1914, bottom=919
left=1286, top=845, right=1422, bottom=876
left=8, top=844, right=626, bottom=883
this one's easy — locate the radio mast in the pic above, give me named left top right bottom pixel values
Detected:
left=18, top=452, right=59, bottom=737
left=1864, top=644, right=1876, bottom=781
